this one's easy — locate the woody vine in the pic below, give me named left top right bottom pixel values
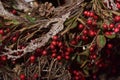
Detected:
left=0, top=0, right=120, bottom=80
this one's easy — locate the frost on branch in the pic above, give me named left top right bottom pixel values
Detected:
left=2, top=12, right=70, bottom=60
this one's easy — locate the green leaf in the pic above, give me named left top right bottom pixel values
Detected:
left=77, top=56, right=81, bottom=63
left=26, top=15, right=36, bottom=23
left=0, top=34, right=3, bottom=43
left=64, top=16, right=76, bottom=26
left=79, top=50, right=89, bottom=56
left=97, top=35, right=106, bottom=48
left=0, top=23, right=3, bottom=27
left=104, top=33, right=116, bottom=39
left=12, top=20, right=20, bottom=25
left=70, top=21, right=78, bottom=29
left=83, top=69, right=89, bottom=77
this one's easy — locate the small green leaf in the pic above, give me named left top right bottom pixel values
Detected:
left=77, top=56, right=81, bottom=63
left=79, top=50, right=89, bottom=56
left=64, top=16, right=76, bottom=26
left=26, top=15, right=36, bottom=23
left=70, top=21, right=78, bottom=29
left=0, top=34, right=3, bottom=43
left=12, top=20, right=19, bottom=25
left=104, top=33, right=116, bottom=39
left=97, top=35, right=106, bottom=48
left=0, top=23, right=3, bottom=27
left=83, top=69, right=89, bottom=77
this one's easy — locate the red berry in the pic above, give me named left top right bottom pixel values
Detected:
left=117, top=24, right=120, bottom=29
left=0, top=29, right=4, bottom=35
left=12, top=10, right=17, bottom=14
left=103, top=24, right=108, bottom=30
left=89, top=12, right=94, bottom=17
left=114, top=16, right=120, bottom=22
left=52, top=35, right=58, bottom=40
left=86, top=11, right=90, bottom=17
left=114, top=27, right=119, bottom=33
left=75, top=35, right=81, bottom=41
left=58, top=41, right=63, bottom=47
left=1, top=56, right=7, bottom=61
left=117, top=3, right=120, bottom=9
left=51, top=53, right=56, bottom=58
left=75, top=76, right=79, bottom=80
left=78, top=24, right=84, bottom=30
left=65, top=52, right=70, bottom=55
left=83, top=29, right=88, bottom=35
left=51, top=41, right=57, bottom=46
left=20, top=74, right=25, bottom=80
left=50, top=44, right=55, bottom=49
left=12, top=37, right=17, bottom=42
left=65, top=55, right=70, bottom=60
left=83, top=11, right=88, bottom=16
left=57, top=56, right=62, bottom=60
left=30, top=55, right=35, bottom=63
left=70, top=40, right=77, bottom=45
left=89, top=46, right=94, bottom=52
left=107, top=43, right=113, bottom=49
left=42, top=50, right=47, bottom=55
left=89, top=30, right=95, bottom=37
left=35, top=48, right=41, bottom=53
left=93, top=15, right=98, bottom=20
left=34, top=74, right=38, bottom=78
left=87, top=19, right=92, bottom=25
left=109, top=24, right=114, bottom=29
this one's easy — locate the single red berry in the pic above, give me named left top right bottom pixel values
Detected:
left=83, top=29, right=88, bottom=35
left=75, top=76, right=79, bottom=80
left=103, top=24, right=108, bottom=30
left=117, top=24, right=120, bottom=30
left=20, top=74, right=25, bottom=80
left=0, top=29, right=4, bottom=35
left=57, top=55, right=62, bottom=60
left=42, top=50, right=47, bottom=55
left=51, top=53, right=56, bottom=58
left=109, top=23, right=114, bottom=29
left=12, top=10, right=17, bottom=14
left=58, top=41, right=63, bottom=47
left=78, top=24, right=84, bottom=30
left=117, top=3, right=120, bottom=9
left=1, top=56, right=7, bottom=61
left=114, top=27, right=119, bottom=33
left=89, top=12, right=94, bottom=17
left=65, top=52, right=70, bottom=55
left=86, top=11, right=90, bottom=17
left=50, top=44, right=55, bottom=49
left=30, top=55, right=35, bottom=63
left=87, top=19, right=92, bottom=25
left=114, top=16, right=120, bottom=22
left=52, top=35, right=58, bottom=40
left=83, top=11, right=88, bottom=16
left=35, top=48, right=41, bottom=53
left=89, top=46, right=94, bottom=52
left=12, top=37, right=17, bottom=42
left=107, top=43, right=113, bottom=49
left=51, top=41, right=57, bottom=46
left=89, top=30, right=95, bottom=37
left=75, top=35, right=81, bottom=41
left=65, top=55, right=70, bottom=60
left=93, top=15, right=98, bottom=20
left=70, top=40, right=77, bottom=45
left=34, top=74, right=38, bottom=78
